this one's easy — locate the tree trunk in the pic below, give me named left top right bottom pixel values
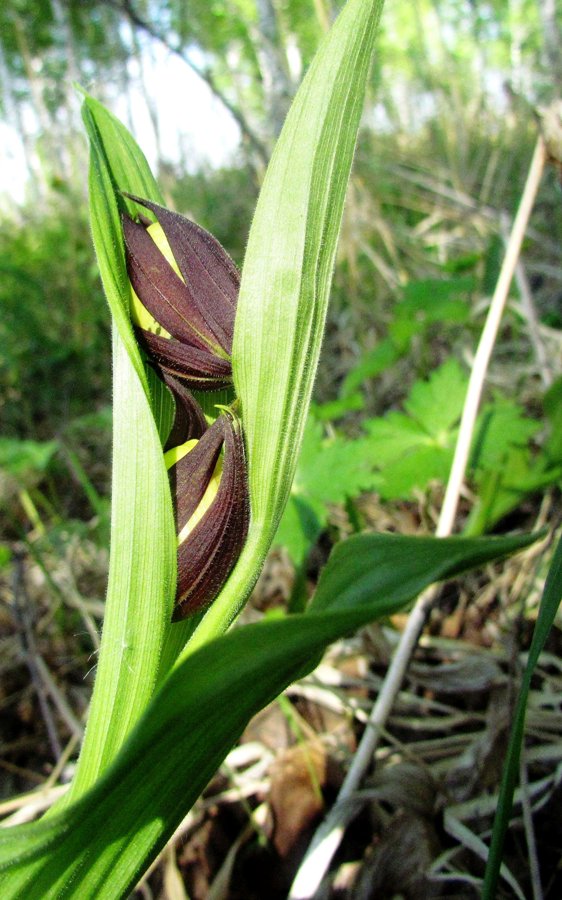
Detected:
left=254, top=0, right=293, bottom=139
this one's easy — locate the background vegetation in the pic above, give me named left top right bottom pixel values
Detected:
left=1, top=1, right=561, bottom=896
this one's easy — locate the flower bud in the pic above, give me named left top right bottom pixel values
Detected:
left=122, top=195, right=239, bottom=390
left=165, top=411, right=249, bottom=619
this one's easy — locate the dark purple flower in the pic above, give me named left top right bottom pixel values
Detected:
left=122, top=195, right=239, bottom=390
left=166, top=411, right=249, bottom=620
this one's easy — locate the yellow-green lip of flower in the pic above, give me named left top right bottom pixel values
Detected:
left=167, top=411, right=249, bottom=620
left=122, top=194, right=239, bottom=391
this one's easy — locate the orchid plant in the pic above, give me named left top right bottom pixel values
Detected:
left=0, top=1, right=543, bottom=896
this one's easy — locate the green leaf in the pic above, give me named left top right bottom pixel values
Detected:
left=63, top=336, right=176, bottom=806
left=381, top=276, right=474, bottom=354
left=234, top=0, right=384, bottom=539
left=471, top=400, right=541, bottom=473
left=273, top=418, right=375, bottom=564
left=341, top=338, right=401, bottom=396
left=310, top=531, right=540, bottom=612
left=370, top=443, right=455, bottom=500
left=359, top=359, right=467, bottom=500
left=58, top=98, right=177, bottom=806
left=80, top=94, right=165, bottom=398
left=0, top=544, right=12, bottom=568
left=361, top=362, right=548, bottom=505
left=311, top=392, right=365, bottom=421
left=403, top=358, right=467, bottom=435
left=0, top=531, right=540, bottom=898
left=186, top=0, right=386, bottom=646
left=543, top=375, right=562, bottom=465
left=483, top=532, right=562, bottom=898
left=274, top=493, right=325, bottom=566
left=465, top=400, right=557, bottom=535
left=466, top=447, right=562, bottom=536
left=294, top=420, right=374, bottom=507
left=365, top=412, right=440, bottom=466
left=398, top=277, right=473, bottom=325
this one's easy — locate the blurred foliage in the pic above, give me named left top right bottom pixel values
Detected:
left=0, top=192, right=109, bottom=439
left=276, top=356, right=562, bottom=569
left=163, top=164, right=259, bottom=265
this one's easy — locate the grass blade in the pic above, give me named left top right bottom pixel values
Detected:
left=483, top=532, right=562, bottom=898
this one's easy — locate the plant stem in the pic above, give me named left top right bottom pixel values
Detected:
left=438, top=135, right=547, bottom=536
left=289, top=134, right=547, bottom=899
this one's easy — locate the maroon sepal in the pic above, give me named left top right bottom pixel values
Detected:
left=122, top=193, right=238, bottom=357
left=137, top=328, right=232, bottom=391
left=170, top=412, right=249, bottom=620
left=125, top=195, right=238, bottom=346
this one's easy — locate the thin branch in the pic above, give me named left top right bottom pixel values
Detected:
left=105, top=0, right=270, bottom=166
left=289, top=135, right=547, bottom=899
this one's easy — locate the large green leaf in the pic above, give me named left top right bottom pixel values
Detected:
left=0, top=531, right=539, bottom=898
left=59, top=99, right=177, bottom=806
left=179, top=0, right=386, bottom=650
left=310, top=531, right=540, bottom=612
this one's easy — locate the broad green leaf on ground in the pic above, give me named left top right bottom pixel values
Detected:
left=361, top=360, right=551, bottom=505
left=466, top=399, right=561, bottom=535
left=311, top=392, right=365, bottom=421
left=310, top=531, right=539, bottom=612
left=484, top=531, right=562, bottom=899
left=360, top=359, right=466, bottom=499
left=0, top=530, right=540, bottom=899
left=367, top=443, right=456, bottom=500
left=364, top=412, right=434, bottom=467
left=274, top=493, right=325, bottom=567
left=465, top=446, right=562, bottom=536
left=340, top=280, right=473, bottom=399
left=292, top=420, right=374, bottom=506
left=275, top=363, right=554, bottom=559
